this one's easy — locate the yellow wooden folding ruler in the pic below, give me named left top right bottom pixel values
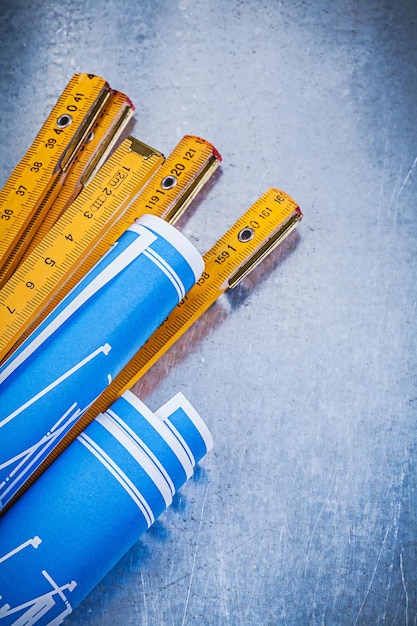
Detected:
left=0, top=135, right=221, bottom=363
left=0, top=75, right=302, bottom=510
left=6, top=188, right=301, bottom=504
left=0, top=73, right=113, bottom=286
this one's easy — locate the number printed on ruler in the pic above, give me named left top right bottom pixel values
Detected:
left=132, top=135, right=221, bottom=223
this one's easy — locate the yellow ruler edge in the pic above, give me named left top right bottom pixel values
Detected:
left=22, top=91, right=134, bottom=261
left=3, top=135, right=221, bottom=359
left=0, top=137, right=164, bottom=362
left=0, top=73, right=111, bottom=280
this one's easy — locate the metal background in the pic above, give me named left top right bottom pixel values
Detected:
left=0, top=0, right=416, bottom=624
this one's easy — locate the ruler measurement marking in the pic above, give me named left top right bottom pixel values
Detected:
left=136, top=136, right=219, bottom=225
left=0, top=175, right=66, bottom=285
left=0, top=74, right=107, bottom=236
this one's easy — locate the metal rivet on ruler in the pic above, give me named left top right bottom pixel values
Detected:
left=161, top=175, right=177, bottom=190
left=238, top=227, right=255, bottom=242
left=56, top=114, right=73, bottom=128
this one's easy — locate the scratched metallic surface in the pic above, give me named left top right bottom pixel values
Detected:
left=0, top=0, right=416, bottom=624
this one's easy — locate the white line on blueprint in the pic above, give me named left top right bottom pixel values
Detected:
left=0, top=402, right=79, bottom=472
left=143, top=248, right=185, bottom=300
left=162, top=420, right=195, bottom=469
left=105, top=407, right=176, bottom=495
left=0, top=404, right=82, bottom=503
left=0, top=570, right=76, bottom=624
left=120, top=391, right=194, bottom=479
left=0, top=537, right=42, bottom=563
left=96, top=412, right=173, bottom=506
left=0, top=344, right=111, bottom=429
left=78, top=431, right=154, bottom=526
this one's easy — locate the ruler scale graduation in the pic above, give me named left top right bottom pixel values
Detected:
left=0, top=136, right=164, bottom=363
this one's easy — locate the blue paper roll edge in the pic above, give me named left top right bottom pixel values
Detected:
left=138, top=214, right=204, bottom=283
left=0, top=390, right=213, bottom=626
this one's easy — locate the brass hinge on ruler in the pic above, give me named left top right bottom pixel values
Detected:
left=21, top=89, right=135, bottom=262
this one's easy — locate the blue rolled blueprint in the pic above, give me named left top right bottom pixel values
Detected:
left=0, top=390, right=213, bottom=625
left=0, top=215, right=204, bottom=509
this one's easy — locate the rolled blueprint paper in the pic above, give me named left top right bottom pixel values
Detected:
left=0, top=215, right=204, bottom=509
left=0, top=390, right=213, bottom=626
